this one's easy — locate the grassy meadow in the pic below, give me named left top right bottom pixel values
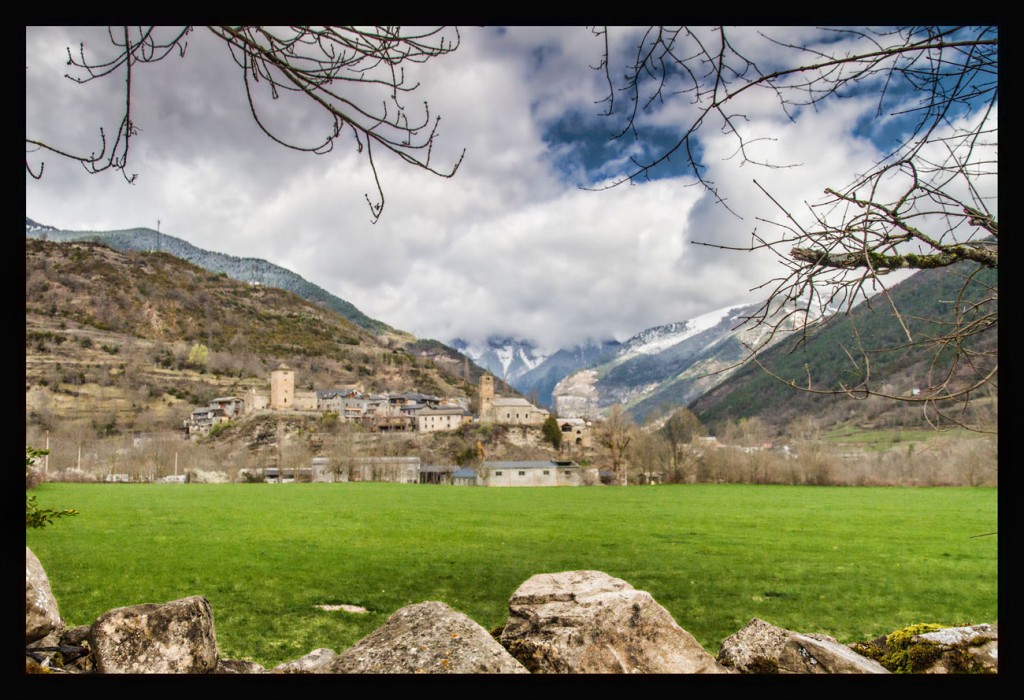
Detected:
left=26, top=482, right=998, bottom=669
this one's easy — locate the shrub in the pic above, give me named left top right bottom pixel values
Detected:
left=26, top=446, right=78, bottom=529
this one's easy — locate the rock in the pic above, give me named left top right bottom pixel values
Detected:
left=914, top=624, right=998, bottom=674
left=271, top=647, right=337, bottom=673
left=26, top=657, right=64, bottom=674
left=849, top=622, right=998, bottom=674
left=26, top=623, right=94, bottom=673
left=213, top=659, right=267, bottom=674
left=60, top=624, right=92, bottom=647
left=718, top=618, right=889, bottom=674
left=500, top=570, right=729, bottom=673
left=324, top=601, right=529, bottom=674
left=26, top=547, right=61, bottom=645
left=89, top=596, right=219, bottom=673
left=56, top=625, right=95, bottom=673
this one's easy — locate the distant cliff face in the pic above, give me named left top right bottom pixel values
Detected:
left=553, top=369, right=601, bottom=419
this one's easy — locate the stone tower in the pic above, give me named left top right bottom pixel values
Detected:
left=479, top=373, right=495, bottom=419
left=270, top=364, right=295, bottom=410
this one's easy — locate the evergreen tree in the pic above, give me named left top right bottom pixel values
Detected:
left=541, top=415, right=562, bottom=450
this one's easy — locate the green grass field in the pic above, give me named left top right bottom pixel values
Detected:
left=26, top=482, right=998, bottom=669
left=823, top=425, right=979, bottom=451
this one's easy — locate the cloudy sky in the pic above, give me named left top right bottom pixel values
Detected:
left=25, top=26, right=991, bottom=354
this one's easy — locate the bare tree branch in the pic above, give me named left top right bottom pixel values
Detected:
left=26, top=26, right=465, bottom=223
left=595, top=26, right=997, bottom=429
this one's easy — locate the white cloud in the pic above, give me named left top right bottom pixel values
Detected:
left=25, top=26, right=996, bottom=356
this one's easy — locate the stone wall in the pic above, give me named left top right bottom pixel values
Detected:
left=25, top=547, right=997, bottom=675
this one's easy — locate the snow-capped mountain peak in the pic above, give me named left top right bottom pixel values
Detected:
left=25, top=217, right=58, bottom=234
left=616, top=304, right=749, bottom=360
left=449, top=336, right=551, bottom=385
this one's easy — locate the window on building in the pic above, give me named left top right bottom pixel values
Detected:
left=495, top=471, right=503, bottom=476
left=564, top=470, right=571, bottom=475
left=518, top=471, right=526, bottom=476
left=543, top=470, right=550, bottom=475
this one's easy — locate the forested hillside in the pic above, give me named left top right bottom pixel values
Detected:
left=689, top=262, right=997, bottom=432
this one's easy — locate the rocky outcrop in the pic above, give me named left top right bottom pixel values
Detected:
left=500, top=570, right=729, bottom=673
left=89, top=596, right=220, bottom=673
left=717, top=617, right=889, bottom=674
left=323, top=601, right=529, bottom=674
left=552, top=370, right=601, bottom=419
left=25, top=547, right=61, bottom=645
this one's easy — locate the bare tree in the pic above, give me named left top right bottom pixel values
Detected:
left=627, top=430, right=671, bottom=484
left=659, top=408, right=706, bottom=481
left=26, top=26, right=465, bottom=223
left=593, top=26, right=997, bottom=430
left=595, top=404, right=638, bottom=485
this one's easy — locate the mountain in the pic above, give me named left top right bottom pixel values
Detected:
left=514, top=340, right=621, bottom=408
left=547, top=260, right=996, bottom=431
left=24, top=237, right=483, bottom=431
left=450, top=335, right=622, bottom=409
left=25, top=218, right=401, bottom=338
left=689, top=261, right=998, bottom=430
left=448, top=336, right=550, bottom=386
left=25, top=217, right=57, bottom=235
left=551, top=303, right=805, bottom=421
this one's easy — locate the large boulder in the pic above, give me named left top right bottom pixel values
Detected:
left=89, top=596, right=219, bottom=673
left=499, top=570, right=729, bottom=673
left=324, top=601, right=529, bottom=674
left=718, top=618, right=889, bottom=674
left=26, top=547, right=62, bottom=645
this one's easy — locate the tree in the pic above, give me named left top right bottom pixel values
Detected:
left=595, top=405, right=638, bottom=485
left=186, top=342, right=209, bottom=370
left=659, top=408, right=706, bottom=481
left=593, top=26, right=997, bottom=431
left=26, top=26, right=465, bottom=223
left=627, top=430, right=671, bottom=484
left=541, top=414, right=563, bottom=450
left=660, top=407, right=706, bottom=447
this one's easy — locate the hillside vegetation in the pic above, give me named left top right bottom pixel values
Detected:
left=686, top=262, right=998, bottom=434
left=25, top=239, right=481, bottom=434
left=26, top=222, right=400, bottom=336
